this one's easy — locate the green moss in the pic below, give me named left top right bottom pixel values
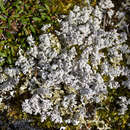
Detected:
left=99, top=48, right=108, bottom=56
left=28, top=115, right=79, bottom=130
left=0, top=0, right=87, bottom=129
left=102, top=74, right=110, bottom=82
left=95, top=87, right=130, bottom=129
left=0, top=103, right=5, bottom=111
left=0, top=0, right=129, bottom=129
left=120, top=54, right=128, bottom=66
left=0, top=74, right=32, bottom=121
left=45, top=0, right=85, bottom=15
left=67, top=44, right=85, bottom=61
left=0, top=0, right=88, bottom=67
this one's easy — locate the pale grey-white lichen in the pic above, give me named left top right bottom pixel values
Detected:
left=0, top=0, right=129, bottom=129
left=118, top=96, right=130, bottom=115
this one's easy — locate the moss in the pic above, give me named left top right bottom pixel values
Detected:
left=99, top=48, right=108, bottom=56
left=28, top=115, right=79, bottom=130
left=0, top=0, right=87, bottom=128
left=0, top=0, right=129, bottom=129
left=0, top=103, right=5, bottom=111
left=0, top=0, right=88, bottom=68
left=95, top=86, right=130, bottom=129
left=1, top=75, right=32, bottom=122
left=91, top=0, right=97, bottom=7
left=67, top=44, right=85, bottom=61
left=46, top=0, right=84, bottom=15
left=120, top=54, right=128, bottom=66
left=0, top=0, right=84, bottom=67
left=102, top=74, right=110, bottom=82
left=5, top=92, right=31, bottom=120
left=114, top=75, right=128, bottom=84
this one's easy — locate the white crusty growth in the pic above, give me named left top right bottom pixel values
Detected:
left=0, top=0, right=129, bottom=128
left=21, top=0, right=129, bottom=126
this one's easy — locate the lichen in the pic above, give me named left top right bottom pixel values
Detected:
left=0, top=0, right=130, bottom=129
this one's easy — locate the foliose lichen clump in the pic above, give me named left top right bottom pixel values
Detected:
left=0, top=0, right=130, bottom=129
